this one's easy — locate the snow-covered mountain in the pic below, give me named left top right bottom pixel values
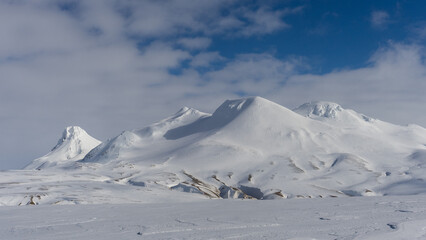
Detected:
left=5, top=97, right=426, bottom=205
left=24, top=126, right=101, bottom=170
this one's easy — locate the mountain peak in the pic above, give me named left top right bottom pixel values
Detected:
left=222, top=96, right=270, bottom=107
left=25, top=126, right=101, bottom=170
left=175, top=107, right=191, bottom=115
left=64, top=126, right=84, bottom=136
left=212, top=97, right=255, bottom=118
left=293, top=101, right=343, bottom=118
left=55, top=126, right=84, bottom=144
left=171, top=107, right=204, bottom=120
left=293, top=101, right=376, bottom=124
left=52, top=126, right=92, bottom=151
left=212, top=96, right=277, bottom=119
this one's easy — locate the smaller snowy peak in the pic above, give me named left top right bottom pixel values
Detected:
left=293, top=101, right=375, bottom=125
left=64, top=126, right=84, bottom=138
left=82, top=107, right=210, bottom=163
left=137, top=106, right=209, bottom=138
left=52, top=126, right=92, bottom=151
left=175, top=106, right=191, bottom=115
left=170, top=107, right=205, bottom=121
left=82, top=130, right=139, bottom=163
left=25, top=126, right=101, bottom=170
left=293, top=101, right=343, bottom=118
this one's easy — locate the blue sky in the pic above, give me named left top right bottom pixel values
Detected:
left=0, top=0, right=426, bottom=169
left=209, top=0, right=426, bottom=73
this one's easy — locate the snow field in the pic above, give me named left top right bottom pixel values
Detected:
left=1, top=195, right=426, bottom=239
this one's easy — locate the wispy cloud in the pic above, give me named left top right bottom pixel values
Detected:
left=307, top=11, right=338, bottom=36
left=120, top=0, right=300, bottom=37
left=409, top=21, right=426, bottom=40
left=177, top=37, right=212, bottom=50
left=371, top=10, right=390, bottom=29
left=238, top=7, right=292, bottom=36
left=190, top=52, right=224, bottom=67
left=202, top=53, right=301, bottom=95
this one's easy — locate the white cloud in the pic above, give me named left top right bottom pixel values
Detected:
left=190, top=52, right=224, bottom=67
left=409, top=21, right=426, bottom=40
left=122, top=0, right=300, bottom=37
left=203, top=53, right=299, bottom=95
left=0, top=1, right=90, bottom=58
left=238, top=7, right=291, bottom=36
left=178, top=37, right=212, bottom=50
left=138, top=41, right=191, bottom=70
left=123, top=0, right=221, bottom=37
left=371, top=10, right=390, bottom=29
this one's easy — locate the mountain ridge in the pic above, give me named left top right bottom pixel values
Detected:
left=17, top=96, right=426, bottom=205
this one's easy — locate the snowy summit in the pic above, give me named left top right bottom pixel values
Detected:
left=24, top=126, right=101, bottom=170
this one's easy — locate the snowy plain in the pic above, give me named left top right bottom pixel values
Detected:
left=1, top=96, right=426, bottom=239
left=1, top=195, right=426, bottom=239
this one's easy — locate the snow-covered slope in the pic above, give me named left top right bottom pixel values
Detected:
left=24, top=126, right=101, bottom=170
left=2, top=96, right=426, bottom=205
left=77, top=97, right=426, bottom=199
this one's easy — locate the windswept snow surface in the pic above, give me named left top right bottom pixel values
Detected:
left=3, top=96, right=426, bottom=206
left=1, top=195, right=426, bottom=239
